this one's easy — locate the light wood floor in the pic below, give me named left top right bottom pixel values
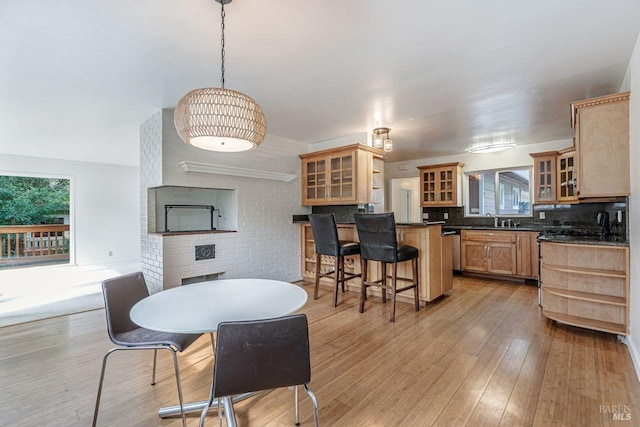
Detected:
left=1, top=275, right=638, bottom=426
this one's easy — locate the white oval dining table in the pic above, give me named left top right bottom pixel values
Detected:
left=130, top=278, right=308, bottom=426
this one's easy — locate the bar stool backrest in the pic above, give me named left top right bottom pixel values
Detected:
left=309, top=213, right=340, bottom=257
left=354, top=213, right=398, bottom=263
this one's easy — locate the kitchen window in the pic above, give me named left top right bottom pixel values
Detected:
left=465, top=167, right=532, bottom=216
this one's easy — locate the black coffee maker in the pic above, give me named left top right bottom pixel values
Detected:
left=597, top=211, right=610, bottom=238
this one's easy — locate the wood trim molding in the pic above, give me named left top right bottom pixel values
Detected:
left=178, top=161, right=297, bottom=182
left=298, top=143, right=385, bottom=159
left=571, top=91, right=630, bottom=128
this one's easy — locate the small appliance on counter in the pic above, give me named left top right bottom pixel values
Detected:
left=597, top=211, right=610, bottom=238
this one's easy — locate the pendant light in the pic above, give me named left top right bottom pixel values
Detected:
left=372, top=127, right=393, bottom=152
left=174, top=0, right=267, bottom=152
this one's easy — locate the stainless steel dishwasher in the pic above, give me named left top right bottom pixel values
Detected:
left=442, top=230, right=461, bottom=271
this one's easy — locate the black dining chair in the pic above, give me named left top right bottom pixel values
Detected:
left=205, top=314, right=319, bottom=426
left=308, top=213, right=361, bottom=307
left=354, top=213, right=420, bottom=322
left=92, top=271, right=202, bottom=427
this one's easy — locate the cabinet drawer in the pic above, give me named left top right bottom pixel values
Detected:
left=540, top=242, right=627, bottom=272
left=541, top=267, right=626, bottom=298
left=541, top=288, right=626, bottom=326
left=461, top=230, right=515, bottom=243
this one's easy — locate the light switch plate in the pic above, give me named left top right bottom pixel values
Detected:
left=539, top=212, right=546, bottom=220
left=444, top=213, right=449, bottom=220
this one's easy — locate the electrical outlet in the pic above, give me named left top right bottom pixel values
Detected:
left=539, top=212, right=546, bottom=220
left=108, top=251, right=113, bottom=256
left=422, top=213, right=429, bottom=220
left=444, top=213, right=449, bottom=220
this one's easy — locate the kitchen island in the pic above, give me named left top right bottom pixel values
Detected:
left=300, top=221, right=452, bottom=304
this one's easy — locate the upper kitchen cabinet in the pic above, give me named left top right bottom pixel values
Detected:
left=299, top=144, right=384, bottom=206
left=530, top=151, right=557, bottom=204
left=571, top=92, right=630, bottom=199
left=418, top=162, right=464, bottom=207
left=531, top=149, right=578, bottom=204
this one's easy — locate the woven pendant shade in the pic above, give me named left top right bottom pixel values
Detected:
left=174, top=87, right=267, bottom=152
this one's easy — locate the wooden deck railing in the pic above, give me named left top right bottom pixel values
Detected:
left=0, top=224, right=70, bottom=266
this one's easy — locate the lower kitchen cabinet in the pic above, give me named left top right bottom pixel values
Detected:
left=461, top=229, right=539, bottom=279
left=540, top=241, right=629, bottom=335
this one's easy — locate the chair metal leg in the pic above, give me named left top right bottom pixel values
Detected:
left=313, top=253, right=321, bottom=299
left=94, top=346, right=187, bottom=427
left=201, top=359, right=217, bottom=426
left=390, top=262, right=397, bottom=322
left=295, top=385, right=300, bottom=426
left=92, top=347, right=118, bottom=427
left=167, top=347, right=188, bottom=427
left=304, top=384, right=320, bottom=427
left=151, top=348, right=158, bottom=385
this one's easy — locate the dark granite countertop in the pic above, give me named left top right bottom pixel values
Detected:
left=292, top=215, right=628, bottom=246
left=396, top=221, right=445, bottom=227
left=538, top=235, right=628, bottom=247
left=442, top=225, right=540, bottom=232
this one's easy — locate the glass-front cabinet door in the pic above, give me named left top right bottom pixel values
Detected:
left=557, top=150, right=578, bottom=202
left=421, top=169, right=437, bottom=205
left=438, top=167, right=455, bottom=204
left=531, top=153, right=557, bottom=203
left=302, top=156, right=327, bottom=204
left=328, top=151, right=355, bottom=201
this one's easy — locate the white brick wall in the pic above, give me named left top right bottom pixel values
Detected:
left=140, top=111, right=164, bottom=293
left=140, top=109, right=310, bottom=291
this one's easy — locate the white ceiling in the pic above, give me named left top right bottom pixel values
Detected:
left=1, top=0, right=640, bottom=166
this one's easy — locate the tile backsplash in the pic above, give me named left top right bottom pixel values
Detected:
left=422, top=200, right=628, bottom=238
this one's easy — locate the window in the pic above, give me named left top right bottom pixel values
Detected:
left=465, top=168, right=531, bottom=216
left=0, top=175, right=71, bottom=268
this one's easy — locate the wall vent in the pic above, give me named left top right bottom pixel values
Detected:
left=181, top=272, right=224, bottom=286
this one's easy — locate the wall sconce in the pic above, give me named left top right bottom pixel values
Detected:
left=372, top=127, right=393, bottom=152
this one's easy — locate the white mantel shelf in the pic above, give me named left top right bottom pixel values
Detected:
left=178, top=161, right=297, bottom=182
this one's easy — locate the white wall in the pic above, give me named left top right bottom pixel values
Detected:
left=623, top=30, right=640, bottom=380
left=0, top=154, right=140, bottom=265
left=389, top=177, right=421, bottom=222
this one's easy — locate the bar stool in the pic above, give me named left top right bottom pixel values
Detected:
left=308, top=213, right=361, bottom=307
left=354, top=212, right=420, bottom=322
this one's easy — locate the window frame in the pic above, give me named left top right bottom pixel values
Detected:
left=464, top=166, right=533, bottom=218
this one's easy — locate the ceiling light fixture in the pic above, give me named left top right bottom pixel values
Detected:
left=174, top=0, right=267, bottom=152
left=372, top=127, right=393, bottom=152
left=467, top=140, right=516, bottom=154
